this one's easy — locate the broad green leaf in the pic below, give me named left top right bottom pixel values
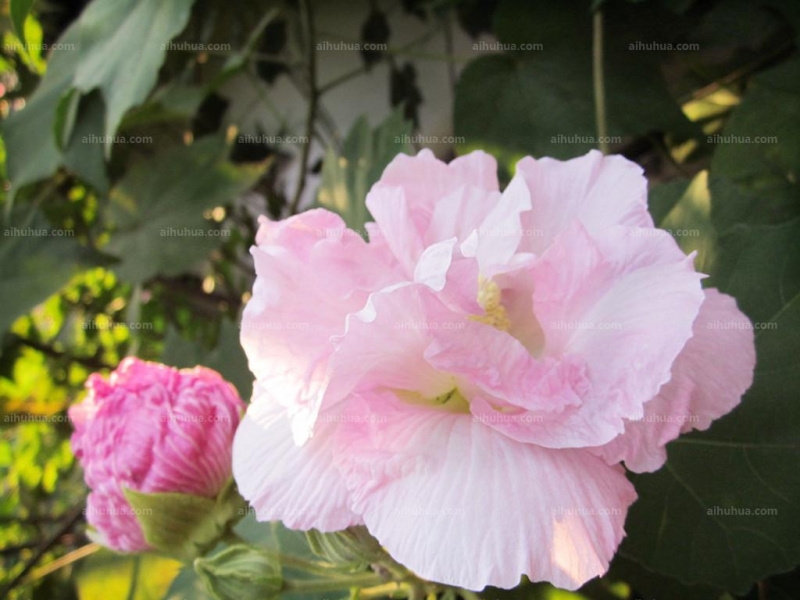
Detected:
left=659, top=171, right=718, bottom=276
left=317, top=108, right=413, bottom=233
left=710, top=219, right=800, bottom=325
left=709, top=58, right=800, bottom=232
left=162, top=318, right=253, bottom=401
left=104, top=137, right=266, bottom=283
left=70, top=0, right=195, bottom=151
left=3, top=0, right=195, bottom=195
left=54, top=88, right=80, bottom=150
left=649, top=178, right=691, bottom=227
left=0, top=210, right=97, bottom=334
left=3, top=25, right=108, bottom=196
left=10, top=0, right=36, bottom=46
left=621, top=219, right=800, bottom=590
left=454, top=0, right=698, bottom=160
left=121, top=83, right=207, bottom=129
left=76, top=550, right=182, bottom=600
left=605, top=555, right=725, bottom=600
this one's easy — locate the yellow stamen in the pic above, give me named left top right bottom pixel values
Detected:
left=470, top=276, right=510, bottom=331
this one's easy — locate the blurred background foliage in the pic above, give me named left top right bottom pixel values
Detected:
left=0, top=0, right=798, bottom=598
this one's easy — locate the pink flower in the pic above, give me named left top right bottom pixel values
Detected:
left=233, top=150, right=755, bottom=590
left=69, top=357, right=244, bottom=552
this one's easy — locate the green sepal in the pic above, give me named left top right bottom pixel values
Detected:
left=194, top=544, right=282, bottom=600
left=123, top=478, right=247, bottom=561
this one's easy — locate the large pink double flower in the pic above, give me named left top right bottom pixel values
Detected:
left=233, top=150, right=755, bottom=590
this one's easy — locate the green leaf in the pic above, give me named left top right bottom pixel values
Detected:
left=162, top=318, right=253, bottom=401
left=709, top=58, right=800, bottom=232
left=604, top=555, right=725, bottom=600
left=649, top=178, right=691, bottom=226
left=621, top=219, right=800, bottom=591
left=710, top=219, right=800, bottom=325
left=123, top=479, right=246, bottom=560
left=2, top=29, right=108, bottom=197
left=104, top=137, right=266, bottom=283
left=54, top=88, right=80, bottom=151
left=0, top=209, right=97, bottom=334
left=10, top=0, right=36, bottom=46
left=3, top=0, right=196, bottom=195
left=70, top=0, right=195, bottom=153
left=454, top=0, right=698, bottom=160
left=659, top=171, right=718, bottom=276
left=317, top=108, right=413, bottom=232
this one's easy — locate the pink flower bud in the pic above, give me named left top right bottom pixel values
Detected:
left=69, top=357, right=244, bottom=552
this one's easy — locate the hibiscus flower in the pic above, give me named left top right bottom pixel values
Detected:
left=233, top=149, right=755, bottom=590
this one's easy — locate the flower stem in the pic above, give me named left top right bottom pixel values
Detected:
left=284, top=572, right=385, bottom=593
left=592, top=8, right=609, bottom=154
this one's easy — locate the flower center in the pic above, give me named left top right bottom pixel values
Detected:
left=396, top=387, right=470, bottom=413
left=469, top=276, right=510, bottom=331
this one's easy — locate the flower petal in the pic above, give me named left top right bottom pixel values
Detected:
left=232, top=384, right=360, bottom=531
left=242, top=209, right=399, bottom=441
left=592, top=288, right=756, bottom=472
left=516, top=150, right=652, bottom=254
left=334, top=396, right=636, bottom=590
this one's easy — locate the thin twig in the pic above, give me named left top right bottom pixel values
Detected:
left=9, top=334, right=115, bottom=371
left=0, top=505, right=84, bottom=598
left=592, top=9, right=608, bottom=154
left=288, top=0, right=319, bottom=216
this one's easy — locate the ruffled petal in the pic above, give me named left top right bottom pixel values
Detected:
left=232, top=384, right=360, bottom=531
left=516, top=150, right=652, bottom=255
left=334, top=395, right=636, bottom=591
left=592, top=288, right=756, bottom=472
left=242, top=209, right=400, bottom=440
